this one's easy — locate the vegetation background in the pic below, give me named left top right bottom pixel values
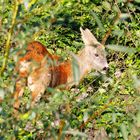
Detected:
left=0, top=0, right=140, bottom=139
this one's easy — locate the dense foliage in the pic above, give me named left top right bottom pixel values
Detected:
left=0, top=0, right=140, bottom=139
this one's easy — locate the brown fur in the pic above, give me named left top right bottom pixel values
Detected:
left=13, top=28, right=108, bottom=112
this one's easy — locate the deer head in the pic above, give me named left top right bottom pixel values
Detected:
left=79, top=27, right=108, bottom=73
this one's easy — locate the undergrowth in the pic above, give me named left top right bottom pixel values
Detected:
left=0, top=0, right=140, bottom=139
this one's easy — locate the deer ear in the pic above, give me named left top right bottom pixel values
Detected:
left=80, top=27, right=99, bottom=46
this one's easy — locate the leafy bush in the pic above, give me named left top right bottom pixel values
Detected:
left=0, top=0, right=140, bottom=139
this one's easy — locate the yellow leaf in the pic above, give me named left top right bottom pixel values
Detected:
left=28, top=0, right=37, bottom=9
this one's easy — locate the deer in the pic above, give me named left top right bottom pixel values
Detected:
left=13, top=27, right=108, bottom=113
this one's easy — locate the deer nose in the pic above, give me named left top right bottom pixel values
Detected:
left=103, top=66, right=109, bottom=71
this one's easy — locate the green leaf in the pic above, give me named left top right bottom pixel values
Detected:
left=0, top=88, right=5, bottom=100
left=102, top=1, right=111, bottom=11
left=106, top=45, right=136, bottom=54
left=91, top=11, right=105, bottom=33
left=82, top=0, right=90, bottom=4
left=120, top=124, right=128, bottom=140
left=70, top=52, right=80, bottom=84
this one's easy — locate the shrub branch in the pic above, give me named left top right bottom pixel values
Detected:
left=0, top=0, right=19, bottom=76
left=101, top=0, right=121, bottom=45
left=79, top=100, right=115, bottom=129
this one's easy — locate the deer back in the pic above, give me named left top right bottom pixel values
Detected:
left=16, top=41, right=59, bottom=77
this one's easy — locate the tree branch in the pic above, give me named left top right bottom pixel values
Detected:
left=0, top=0, right=19, bottom=76
left=101, top=1, right=121, bottom=45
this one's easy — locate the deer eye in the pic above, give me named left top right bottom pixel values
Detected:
left=95, top=54, right=99, bottom=57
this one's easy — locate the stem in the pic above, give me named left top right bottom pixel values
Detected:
left=79, top=100, right=114, bottom=129
left=101, top=0, right=121, bottom=45
left=0, top=0, right=19, bottom=76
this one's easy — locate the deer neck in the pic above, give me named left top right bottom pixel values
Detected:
left=50, top=47, right=93, bottom=88
left=76, top=47, right=93, bottom=80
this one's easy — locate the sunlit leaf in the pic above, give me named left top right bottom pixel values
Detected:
left=0, top=117, right=4, bottom=123
left=83, top=111, right=88, bottom=122
left=136, top=112, right=140, bottom=127
left=19, top=112, right=30, bottom=120
left=0, top=88, right=5, bottom=100
left=132, top=75, right=140, bottom=94
left=28, top=0, right=37, bottom=9
left=120, top=124, right=128, bottom=140
left=70, top=52, right=80, bottom=84
left=136, top=30, right=140, bottom=38
left=82, top=0, right=90, bottom=4
left=102, top=1, right=111, bottom=11
left=135, top=0, right=140, bottom=3
left=29, top=111, right=36, bottom=120
left=120, top=13, right=130, bottom=20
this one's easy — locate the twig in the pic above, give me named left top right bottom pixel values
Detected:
left=58, top=120, right=65, bottom=140
left=79, top=100, right=114, bottom=129
left=0, top=0, right=19, bottom=76
left=101, top=0, right=121, bottom=45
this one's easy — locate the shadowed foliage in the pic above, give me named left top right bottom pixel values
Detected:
left=0, top=0, right=140, bottom=139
